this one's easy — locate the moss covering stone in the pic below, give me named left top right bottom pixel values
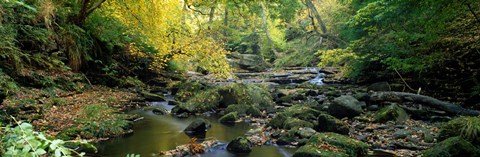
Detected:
left=423, top=136, right=480, bottom=157
left=219, top=112, right=238, bottom=124
left=295, top=132, right=368, bottom=157
left=284, top=105, right=321, bottom=121
left=267, top=113, right=288, bottom=129
left=225, top=104, right=250, bottom=115
left=246, top=106, right=262, bottom=117
left=315, top=113, right=350, bottom=135
left=284, top=118, right=314, bottom=129
left=374, top=103, right=408, bottom=124
left=172, top=83, right=274, bottom=114
left=293, top=144, right=348, bottom=157
left=227, top=136, right=253, bottom=153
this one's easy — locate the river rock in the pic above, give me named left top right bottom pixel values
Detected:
left=423, top=137, right=480, bottom=157
left=227, top=136, right=253, bottom=154
left=225, top=104, right=249, bottom=116
left=367, top=104, right=380, bottom=111
left=374, top=103, right=409, bottom=124
left=246, top=106, right=262, bottom=117
left=141, top=91, right=166, bottom=101
left=168, top=100, right=179, bottom=106
left=293, top=132, right=368, bottom=157
left=298, top=127, right=316, bottom=138
left=284, top=118, right=314, bottom=129
left=267, top=113, right=288, bottom=129
left=238, top=54, right=268, bottom=72
left=184, top=118, right=211, bottom=132
left=368, top=81, right=391, bottom=91
left=152, top=108, right=168, bottom=115
left=328, top=95, right=363, bottom=119
left=219, top=112, right=238, bottom=124
left=315, top=113, right=350, bottom=135
left=393, top=129, right=411, bottom=139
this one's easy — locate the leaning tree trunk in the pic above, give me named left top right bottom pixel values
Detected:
left=371, top=91, right=480, bottom=116
left=260, top=1, right=279, bottom=57
left=305, top=0, right=327, bottom=34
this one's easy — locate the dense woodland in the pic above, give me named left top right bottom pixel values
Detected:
left=1, top=0, right=480, bottom=156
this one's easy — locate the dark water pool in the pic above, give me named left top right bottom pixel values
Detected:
left=96, top=103, right=296, bottom=157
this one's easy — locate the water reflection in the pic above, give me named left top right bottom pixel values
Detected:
left=97, top=109, right=296, bottom=157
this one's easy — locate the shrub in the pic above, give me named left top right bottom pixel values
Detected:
left=1, top=120, right=95, bottom=157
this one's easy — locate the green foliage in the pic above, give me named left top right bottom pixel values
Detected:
left=57, top=104, right=130, bottom=139
left=423, top=136, right=480, bottom=157
left=439, top=116, right=480, bottom=144
left=0, top=120, right=95, bottom=157
left=0, top=69, right=20, bottom=95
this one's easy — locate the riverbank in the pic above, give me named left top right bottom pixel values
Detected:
left=0, top=85, right=144, bottom=142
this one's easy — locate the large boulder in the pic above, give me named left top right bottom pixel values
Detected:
left=267, top=113, right=288, bottom=129
left=423, top=137, right=480, bottom=157
left=284, top=118, right=314, bottom=129
left=152, top=108, right=168, bottom=115
left=238, top=54, right=268, bottom=72
left=173, top=83, right=274, bottom=114
left=184, top=118, right=211, bottom=133
left=284, top=105, right=321, bottom=121
left=141, top=91, right=166, bottom=101
left=315, top=113, right=350, bottom=135
left=293, top=132, right=369, bottom=157
left=227, top=136, right=253, bottom=154
left=374, top=104, right=409, bottom=124
left=225, top=104, right=249, bottom=115
left=328, top=96, right=363, bottom=119
left=219, top=112, right=238, bottom=124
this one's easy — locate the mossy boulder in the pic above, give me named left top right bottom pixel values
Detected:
left=423, top=137, right=480, bottom=157
left=267, top=113, right=288, bottom=129
left=439, top=116, right=480, bottom=144
left=171, top=80, right=207, bottom=102
left=328, top=95, right=363, bottom=119
left=284, top=105, right=321, bottom=121
left=184, top=118, right=211, bottom=132
left=293, top=132, right=368, bottom=157
left=374, top=104, right=408, bottom=124
left=246, top=106, right=262, bottom=117
left=293, top=144, right=348, bottom=157
left=152, top=108, right=168, bottom=115
left=225, top=104, right=250, bottom=115
left=141, top=91, right=166, bottom=101
left=174, top=90, right=222, bottom=114
left=173, top=83, right=274, bottom=114
left=284, top=118, right=314, bottom=129
left=227, top=136, right=253, bottom=154
left=315, top=113, right=350, bottom=135
left=219, top=112, right=238, bottom=124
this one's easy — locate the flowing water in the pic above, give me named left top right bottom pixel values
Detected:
left=97, top=68, right=327, bottom=156
left=96, top=104, right=297, bottom=157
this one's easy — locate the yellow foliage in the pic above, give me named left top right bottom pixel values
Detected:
left=317, top=48, right=357, bottom=67
left=103, top=0, right=232, bottom=78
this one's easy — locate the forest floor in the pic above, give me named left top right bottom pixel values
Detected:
left=1, top=85, right=142, bottom=141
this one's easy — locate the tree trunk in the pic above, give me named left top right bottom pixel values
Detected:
left=73, top=0, right=107, bottom=25
left=260, top=1, right=279, bottom=57
left=223, top=5, right=229, bottom=37
left=370, top=91, right=480, bottom=116
left=305, top=0, right=327, bottom=34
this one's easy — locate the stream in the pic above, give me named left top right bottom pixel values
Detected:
left=96, top=68, right=326, bottom=156
left=96, top=103, right=297, bottom=156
